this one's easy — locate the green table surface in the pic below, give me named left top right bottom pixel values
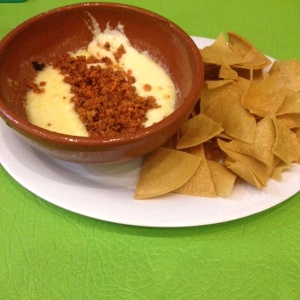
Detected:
left=1, top=1, right=300, bottom=299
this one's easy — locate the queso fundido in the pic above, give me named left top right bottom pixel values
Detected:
left=26, top=20, right=177, bottom=138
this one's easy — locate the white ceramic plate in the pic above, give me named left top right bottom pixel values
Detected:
left=1, top=37, right=299, bottom=227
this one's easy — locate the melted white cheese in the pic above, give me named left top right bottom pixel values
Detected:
left=26, top=67, right=89, bottom=137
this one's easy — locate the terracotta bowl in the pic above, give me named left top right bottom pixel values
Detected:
left=0, top=3, right=204, bottom=164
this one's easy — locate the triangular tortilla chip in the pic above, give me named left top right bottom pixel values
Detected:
left=269, top=59, right=300, bottom=92
left=204, top=83, right=256, bottom=143
left=227, top=161, right=264, bottom=189
left=296, top=129, right=300, bottom=163
left=219, top=60, right=239, bottom=80
left=227, top=32, right=271, bottom=69
left=205, top=79, right=234, bottom=89
left=217, top=138, right=270, bottom=187
left=200, top=81, right=241, bottom=113
left=134, top=147, right=200, bottom=199
left=277, top=113, right=300, bottom=129
left=174, top=145, right=217, bottom=197
left=241, top=75, right=286, bottom=117
left=276, top=90, right=300, bottom=115
left=224, top=117, right=276, bottom=170
left=200, top=33, right=245, bottom=66
left=176, top=113, right=223, bottom=149
left=272, top=116, right=300, bottom=164
left=271, top=160, right=291, bottom=181
left=207, top=160, right=236, bottom=196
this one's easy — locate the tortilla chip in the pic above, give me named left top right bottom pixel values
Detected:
left=227, top=32, right=271, bottom=69
left=200, top=33, right=245, bottom=66
left=271, top=160, right=291, bottom=181
left=217, top=138, right=270, bottom=187
left=296, top=128, right=300, bottom=143
left=227, top=161, right=264, bottom=189
left=176, top=113, right=223, bottom=149
left=134, top=147, right=200, bottom=199
left=205, top=80, right=234, bottom=89
left=241, top=75, right=286, bottom=117
left=219, top=60, right=239, bottom=80
left=272, top=116, right=300, bottom=164
left=224, top=117, right=276, bottom=169
left=204, top=82, right=256, bottom=143
left=276, top=90, right=300, bottom=115
left=174, top=145, right=217, bottom=197
left=236, top=76, right=251, bottom=93
left=296, top=129, right=300, bottom=163
left=207, top=160, right=236, bottom=196
left=269, top=59, right=300, bottom=92
left=200, top=81, right=242, bottom=113
left=277, top=113, right=300, bottom=129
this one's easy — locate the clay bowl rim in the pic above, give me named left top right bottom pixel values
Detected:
left=0, top=2, right=204, bottom=148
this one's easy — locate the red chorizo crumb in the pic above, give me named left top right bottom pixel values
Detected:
left=104, top=42, right=110, bottom=51
left=113, top=44, right=126, bottom=62
left=39, top=81, right=46, bottom=87
left=49, top=53, right=160, bottom=138
left=143, top=84, right=152, bottom=92
left=27, top=82, right=45, bottom=93
left=100, top=56, right=113, bottom=66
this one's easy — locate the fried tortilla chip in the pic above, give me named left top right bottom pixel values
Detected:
left=200, top=81, right=241, bottom=113
left=227, top=31, right=271, bottom=69
left=200, top=33, right=245, bottom=66
left=204, top=82, right=256, bottom=143
left=276, top=90, right=300, bottom=115
left=224, top=117, right=276, bottom=169
left=271, top=160, right=290, bottom=181
left=176, top=113, right=223, bottom=149
left=205, top=79, right=234, bottom=89
left=296, top=129, right=300, bottom=163
left=174, top=145, right=217, bottom=197
left=134, top=147, right=200, bottom=199
left=277, top=113, right=300, bottom=129
left=219, top=60, right=239, bottom=80
left=241, top=75, right=286, bottom=117
left=207, top=160, right=236, bottom=196
left=272, top=116, right=300, bottom=164
left=217, top=138, right=270, bottom=188
left=269, top=59, right=300, bottom=92
left=227, top=161, right=264, bottom=189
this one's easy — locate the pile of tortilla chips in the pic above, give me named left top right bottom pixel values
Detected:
left=135, top=32, right=300, bottom=199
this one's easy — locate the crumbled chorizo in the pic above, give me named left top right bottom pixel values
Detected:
left=26, top=82, right=44, bottom=93
left=143, top=84, right=152, bottom=91
left=113, top=44, right=126, bottom=61
left=49, top=52, right=160, bottom=138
